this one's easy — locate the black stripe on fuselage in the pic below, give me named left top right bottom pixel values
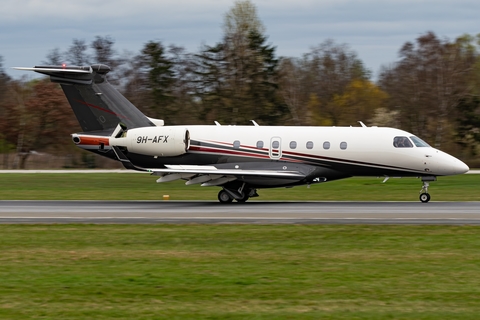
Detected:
left=112, top=139, right=429, bottom=177
left=190, top=139, right=427, bottom=176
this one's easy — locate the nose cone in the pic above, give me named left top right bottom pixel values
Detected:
left=440, top=151, right=469, bottom=175
left=452, top=158, right=470, bottom=175
left=431, top=150, right=469, bottom=176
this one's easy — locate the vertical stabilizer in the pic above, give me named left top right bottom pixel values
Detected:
left=14, top=64, right=154, bottom=132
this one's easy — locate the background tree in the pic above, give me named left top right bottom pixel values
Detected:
left=65, top=39, right=89, bottom=66
left=195, top=0, right=286, bottom=125
left=91, top=36, right=116, bottom=65
left=135, top=41, right=177, bottom=122
left=0, top=55, right=9, bottom=100
left=472, top=34, right=480, bottom=96
left=455, top=96, right=480, bottom=156
left=302, top=40, right=370, bottom=126
left=193, top=42, right=227, bottom=123
left=43, top=48, right=63, bottom=65
left=90, top=35, right=124, bottom=86
left=379, top=32, right=477, bottom=150
left=329, top=79, right=389, bottom=126
left=42, top=37, right=117, bottom=68
left=0, top=56, right=14, bottom=167
left=0, top=80, right=78, bottom=168
left=278, top=57, right=309, bottom=125
left=167, top=45, right=200, bottom=124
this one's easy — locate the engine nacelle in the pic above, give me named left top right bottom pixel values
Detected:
left=110, top=127, right=190, bottom=157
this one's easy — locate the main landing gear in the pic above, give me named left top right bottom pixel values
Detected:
left=419, top=176, right=436, bottom=203
left=218, top=190, right=234, bottom=203
left=217, top=186, right=258, bottom=203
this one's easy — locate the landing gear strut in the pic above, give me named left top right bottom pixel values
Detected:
left=419, top=176, right=436, bottom=203
left=217, top=186, right=258, bottom=203
left=236, top=193, right=249, bottom=203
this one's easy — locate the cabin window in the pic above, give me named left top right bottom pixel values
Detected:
left=233, top=140, right=241, bottom=149
left=272, top=141, right=280, bottom=149
left=393, top=136, right=413, bottom=148
left=340, top=142, right=347, bottom=150
left=410, top=136, right=430, bottom=147
left=289, top=141, right=297, bottom=149
left=306, top=141, right=314, bottom=149
left=323, top=141, right=330, bottom=150
left=256, top=140, right=264, bottom=149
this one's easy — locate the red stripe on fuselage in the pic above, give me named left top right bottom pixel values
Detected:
left=75, top=99, right=129, bottom=120
left=189, top=145, right=271, bottom=159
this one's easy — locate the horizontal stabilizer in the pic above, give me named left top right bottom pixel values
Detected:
left=14, top=65, right=96, bottom=85
left=13, top=66, right=93, bottom=74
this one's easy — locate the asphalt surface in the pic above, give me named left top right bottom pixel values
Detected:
left=0, top=200, right=479, bottom=224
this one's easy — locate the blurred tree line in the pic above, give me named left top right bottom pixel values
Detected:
left=0, top=0, right=479, bottom=168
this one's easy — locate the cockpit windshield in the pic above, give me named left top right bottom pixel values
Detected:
left=393, top=136, right=413, bottom=148
left=394, top=136, right=431, bottom=148
left=410, top=136, right=430, bottom=147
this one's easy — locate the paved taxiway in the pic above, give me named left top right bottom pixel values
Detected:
left=0, top=201, right=479, bottom=224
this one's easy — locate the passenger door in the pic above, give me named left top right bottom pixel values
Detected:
left=269, top=137, right=282, bottom=160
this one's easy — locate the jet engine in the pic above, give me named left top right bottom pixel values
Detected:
left=109, top=126, right=190, bottom=157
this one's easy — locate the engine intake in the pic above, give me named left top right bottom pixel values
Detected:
left=109, top=126, right=190, bottom=157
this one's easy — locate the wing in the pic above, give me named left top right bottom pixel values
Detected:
left=111, top=145, right=318, bottom=187
left=149, top=164, right=307, bottom=186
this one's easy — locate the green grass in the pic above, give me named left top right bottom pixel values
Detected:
left=0, top=173, right=479, bottom=201
left=1, top=175, right=480, bottom=318
left=1, top=224, right=480, bottom=319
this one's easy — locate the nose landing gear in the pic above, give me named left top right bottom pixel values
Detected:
left=419, top=191, right=431, bottom=203
left=419, top=176, right=436, bottom=203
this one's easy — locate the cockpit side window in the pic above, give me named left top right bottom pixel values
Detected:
left=410, top=136, right=430, bottom=147
left=393, top=136, right=413, bottom=148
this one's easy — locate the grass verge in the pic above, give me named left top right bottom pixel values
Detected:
left=1, top=224, right=480, bottom=319
left=0, top=173, right=479, bottom=201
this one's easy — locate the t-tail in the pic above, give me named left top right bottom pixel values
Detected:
left=14, top=64, right=155, bottom=132
left=13, top=64, right=163, bottom=163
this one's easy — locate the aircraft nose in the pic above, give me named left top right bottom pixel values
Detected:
left=452, top=158, right=469, bottom=175
left=433, top=150, right=469, bottom=175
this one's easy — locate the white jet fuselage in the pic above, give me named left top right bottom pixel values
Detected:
left=75, top=125, right=469, bottom=178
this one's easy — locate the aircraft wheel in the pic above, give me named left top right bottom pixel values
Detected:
left=419, top=193, right=431, bottom=203
left=218, top=190, right=233, bottom=203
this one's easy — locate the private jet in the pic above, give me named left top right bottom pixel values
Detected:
left=14, top=64, right=469, bottom=203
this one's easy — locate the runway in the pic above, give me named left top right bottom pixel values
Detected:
left=1, top=200, right=480, bottom=224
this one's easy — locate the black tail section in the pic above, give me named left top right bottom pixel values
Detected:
left=16, top=64, right=154, bottom=132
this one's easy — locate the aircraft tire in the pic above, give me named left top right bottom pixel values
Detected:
left=419, top=193, right=431, bottom=203
left=218, top=190, right=233, bottom=203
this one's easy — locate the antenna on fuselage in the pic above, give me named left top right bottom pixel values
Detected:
left=358, top=121, right=367, bottom=127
